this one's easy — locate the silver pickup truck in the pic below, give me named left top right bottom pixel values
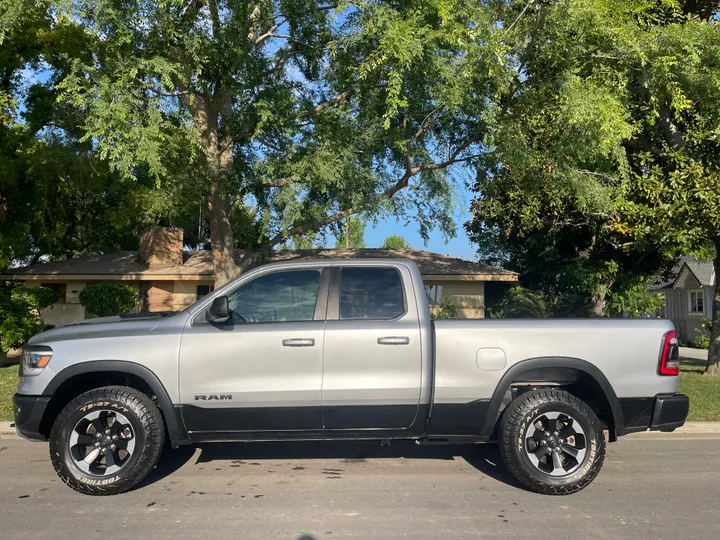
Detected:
left=13, top=259, right=688, bottom=496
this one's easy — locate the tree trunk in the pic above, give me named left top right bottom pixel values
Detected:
left=704, top=244, right=720, bottom=376
left=208, top=179, right=238, bottom=286
left=201, top=91, right=240, bottom=287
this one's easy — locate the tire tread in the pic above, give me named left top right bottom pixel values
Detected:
left=49, top=385, right=164, bottom=496
left=498, top=388, right=606, bottom=495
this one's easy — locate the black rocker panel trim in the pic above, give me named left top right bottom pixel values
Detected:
left=182, top=404, right=429, bottom=437
left=323, top=404, right=421, bottom=430
left=43, top=360, right=189, bottom=445
left=182, top=405, right=324, bottom=432
left=428, top=400, right=491, bottom=437
left=481, top=357, right=624, bottom=439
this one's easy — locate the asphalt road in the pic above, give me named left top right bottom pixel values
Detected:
left=1, top=433, right=719, bottom=540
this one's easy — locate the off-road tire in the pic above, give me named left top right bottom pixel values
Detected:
left=49, top=386, right=164, bottom=495
left=498, top=388, right=605, bottom=495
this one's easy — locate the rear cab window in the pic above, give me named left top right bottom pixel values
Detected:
left=339, top=267, right=405, bottom=320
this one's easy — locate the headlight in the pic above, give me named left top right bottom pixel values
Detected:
left=21, top=346, right=53, bottom=377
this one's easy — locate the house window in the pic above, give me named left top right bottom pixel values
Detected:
left=41, top=283, right=66, bottom=304
left=196, top=284, right=214, bottom=300
left=688, top=290, right=704, bottom=315
left=425, top=285, right=443, bottom=305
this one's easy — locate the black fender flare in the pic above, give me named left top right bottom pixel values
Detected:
left=480, top=357, right=624, bottom=439
left=44, top=360, right=189, bottom=445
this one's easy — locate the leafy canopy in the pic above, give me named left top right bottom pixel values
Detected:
left=381, top=235, right=411, bottom=249
left=467, top=0, right=720, bottom=316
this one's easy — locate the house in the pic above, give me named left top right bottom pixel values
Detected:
left=649, top=256, right=715, bottom=342
left=0, top=227, right=518, bottom=326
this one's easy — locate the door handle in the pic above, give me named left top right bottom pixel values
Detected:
left=377, top=336, right=410, bottom=345
left=282, top=338, right=315, bottom=347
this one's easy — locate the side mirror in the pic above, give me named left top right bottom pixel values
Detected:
left=206, top=295, right=230, bottom=324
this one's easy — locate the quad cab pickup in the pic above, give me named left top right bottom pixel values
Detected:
left=13, top=259, right=689, bottom=495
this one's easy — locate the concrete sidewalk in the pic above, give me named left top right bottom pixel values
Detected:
left=680, top=346, right=709, bottom=360
left=3, top=420, right=720, bottom=438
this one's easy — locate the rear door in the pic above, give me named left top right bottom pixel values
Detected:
left=321, top=264, right=422, bottom=429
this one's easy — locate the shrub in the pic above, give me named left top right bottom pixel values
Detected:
left=692, top=318, right=711, bottom=349
left=79, top=284, right=138, bottom=317
left=430, top=296, right=459, bottom=319
left=0, top=284, right=58, bottom=353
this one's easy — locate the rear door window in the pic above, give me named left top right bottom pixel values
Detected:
left=339, top=267, right=405, bottom=320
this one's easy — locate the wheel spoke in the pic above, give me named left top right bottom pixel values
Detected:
left=83, top=448, right=101, bottom=465
left=75, top=434, right=96, bottom=446
left=90, top=417, right=107, bottom=434
left=534, top=443, right=549, bottom=460
left=522, top=410, right=590, bottom=477
left=69, top=409, right=135, bottom=477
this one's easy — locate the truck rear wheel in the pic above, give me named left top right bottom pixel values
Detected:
left=49, top=386, right=164, bottom=495
left=498, top=388, right=605, bottom=495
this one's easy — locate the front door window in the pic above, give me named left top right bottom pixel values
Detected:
left=227, top=269, right=321, bottom=323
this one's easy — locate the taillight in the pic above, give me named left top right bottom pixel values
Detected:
left=659, top=331, right=680, bottom=376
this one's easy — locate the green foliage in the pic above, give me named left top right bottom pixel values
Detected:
left=0, top=284, right=57, bottom=353
left=603, top=281, right=666, bottom=318
left=489, top=286, right=584, bottom=319
left=430, top=296, right=459, bottom=320
left=692, top=317, right=712, bottom=349
left=468, top=0, right=720, bottom=319
left=381, top=235, right=411, bottom=249
left=78, top=284, right=138, bottom=317
left=335, top=218, right=366, bottom=249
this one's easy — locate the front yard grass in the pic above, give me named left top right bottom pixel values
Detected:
left=0, top=364, right=18, bottom=421
left=679, top=357, right=720, bottom=422
left=0, top=357, right=718, bottom=423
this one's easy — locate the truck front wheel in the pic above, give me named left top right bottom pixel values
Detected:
left=498, top=388, right=606, bottom=495
left=49, top=386, right=165, bottom=495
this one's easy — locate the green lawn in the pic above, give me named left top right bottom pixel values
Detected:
left=0, top=364, right=18, bottom=421
left=0, top=358, right=718, bottom=423
left=679, top=357, right=720, bottom=422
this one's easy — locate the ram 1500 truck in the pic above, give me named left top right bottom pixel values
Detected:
left=13, top=259, right=689, bottom=495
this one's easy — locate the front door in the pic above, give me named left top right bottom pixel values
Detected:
left=321, top=266, right=422, bottom=430
left=178, top=267, right=328, bottom=434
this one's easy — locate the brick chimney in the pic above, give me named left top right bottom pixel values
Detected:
left=138, top=227, right=184, bottom=269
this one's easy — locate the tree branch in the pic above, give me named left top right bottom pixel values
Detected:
left=254, top=17, right=288, bottom=45
left=501, top=0, right=536, bottom=41
left=208, top=0, right=222, bottom=38
left=267, top=131, right=482, bottom=247
left=312, top=89, right=354, bottom=113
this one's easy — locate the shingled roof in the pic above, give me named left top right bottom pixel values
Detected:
left=1, top=248, right=517, bottom=282
left=650, top=256, right=715, bottom=289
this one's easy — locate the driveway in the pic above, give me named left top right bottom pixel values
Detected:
left=1, top=433, right=719, bottom=540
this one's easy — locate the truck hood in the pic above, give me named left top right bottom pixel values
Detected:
left=28, top=312, right=180, bottom=344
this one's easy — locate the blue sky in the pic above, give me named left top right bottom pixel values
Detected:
left=365, top=215, right=477, bottom=260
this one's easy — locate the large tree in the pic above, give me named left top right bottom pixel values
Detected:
left=12, top=0, right=517, bottom=285
left=466, top=0, right=720, bottom=374
left=0, top=2, right=183, bottom=267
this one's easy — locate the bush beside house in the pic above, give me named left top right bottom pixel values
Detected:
left=79, top=284, right=138, bottom=317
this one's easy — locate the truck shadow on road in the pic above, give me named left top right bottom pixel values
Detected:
left=143, top=440, right=525, bottom=491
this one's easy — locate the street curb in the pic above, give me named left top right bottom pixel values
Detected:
left=2, top=420, right=720, bottom=438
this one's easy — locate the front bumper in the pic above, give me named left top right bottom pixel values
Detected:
left=12, top=394, right=51, bottom=441
left=650, top=394, right=689, bottom=432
